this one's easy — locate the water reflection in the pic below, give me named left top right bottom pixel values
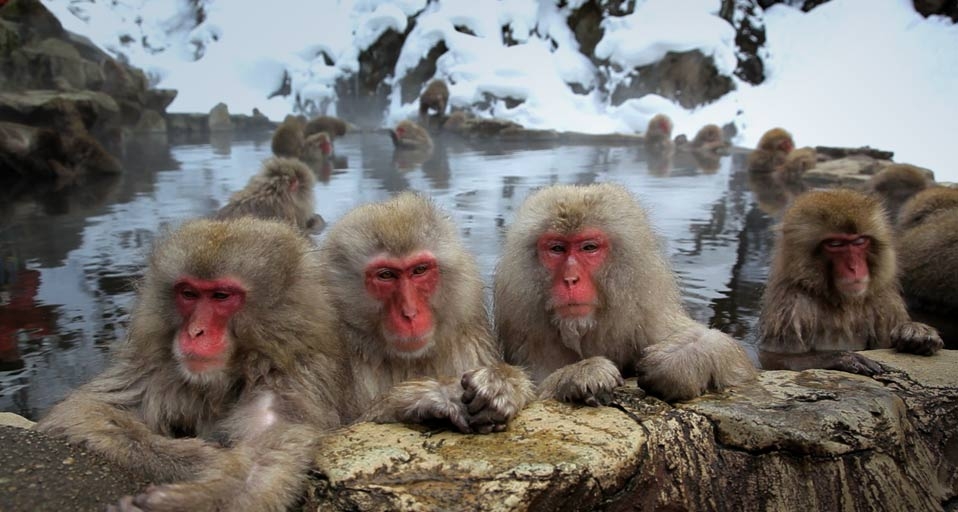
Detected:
left=0, top=132, right=784, bottom=420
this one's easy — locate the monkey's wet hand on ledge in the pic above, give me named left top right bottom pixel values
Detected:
left=538, top=356, right=624, bottom=407
left=461, top=364, right=535, bottom=434
left=892, top=321, right=943, bottom=356
left=825, top=351, right=885, bottom=376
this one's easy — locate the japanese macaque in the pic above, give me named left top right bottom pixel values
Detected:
left=301, top=131, right=334, bottom=164
left=644, top=114, right=675, bottom=176
left=758, top=189, right=943, bottom=375
left=864, top=164, right=934, bottom=224
left=216, top=157, right=324, bottom=234
left=319, top=193, right=535, bottom=433
left=780, top=147, right=818, bottom=181
left=747, top=127, right=794, bottom=174
left=304, top=115, right=348, bottom=139
left=419, top=79, right=450, bottom=118
left=690, top=124, right=729, bottom=153
left=37, top=218, right=347, bottom=512
left=270, top=116, right=305, bottom=158
left=896, top=187, right=958, bottom=315
left=494, top=183, right=756, bottom=404
left=391, top=120, right=434, bottom=151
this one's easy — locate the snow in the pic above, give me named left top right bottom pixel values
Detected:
left=41, top=0, right=958, bottom=180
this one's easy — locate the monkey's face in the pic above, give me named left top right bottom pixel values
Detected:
left=537, top=229, right=607, bottom=322
left=172, top=276, right=245, bottom=379
left=364, top=250, right=439, bottom=357
left=821, top=234, right=871, bottom=297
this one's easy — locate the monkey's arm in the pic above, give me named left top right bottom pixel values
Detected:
left=538, top=356, right=624, bottom=406
left=118, top=389, right=328, bottom=512
left=758, top=350, right=883, bottom=376
left=361, top=377, right=473, bottom=433
left=38, top=382, right=220, bottom=482
left=639, top=324, right=757, bottom=402
left=460, top=362, right=536, bottom=433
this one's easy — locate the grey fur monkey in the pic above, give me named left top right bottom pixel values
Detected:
left=494, top=183, right=756, bottom=404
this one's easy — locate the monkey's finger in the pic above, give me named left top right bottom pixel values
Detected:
left=583, top=395, right=600, bottom=407
left=461, top=386, right=478, bottom=406
left=465, top=393, right=495, bottom=415
left=469, top=408, right=509, bottom=427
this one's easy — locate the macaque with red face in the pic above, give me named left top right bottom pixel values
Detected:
left=391, top=120, right=434, bottom=151
left=747, top=127, right=794, bottom=174
left=759, top=189, right=943, bottom=374
left=494, top=183, right=756, bottom=404
left=319, top=193, right=534, bottom=433
left=38, top=218, right=347, bottom=511
left=644, top=114, right=676, bottom=176
left=301, top=131, right=334, bottom=164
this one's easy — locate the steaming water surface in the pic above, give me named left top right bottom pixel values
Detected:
left=0, top=131, right=777, bottom=420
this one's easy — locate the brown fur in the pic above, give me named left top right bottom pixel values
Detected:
left=302, top=132, right=333, bottom=164
left=270, top=117, right=305, bottom=158
left=494, top=183, right=756, bottom=402
left=38, top=218, right=347, bottom=511
left=896, top=187, right=958, bottom=314
left=644, top=114, right=675, bottom=155
left=690, top=124, right=728, bottom=152
left=215, top=157, right=321, bottom=234
left=303, top=115, right=347, bottom=139
left=419, top=79, right=450, bottom=118
left=758, top=189, right=942, bottom=371
left=865, top=164, right=934, bottom=224
left=319, top=192, right=534, bottom=433
left=781, top=147, right=817, bottom=181
left=391, top=120, right=434, bottom=151
left=747, top=127, right=794, bottom=174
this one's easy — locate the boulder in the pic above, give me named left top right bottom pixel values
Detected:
left=609, top=50, right=735, bottom=109
left=305, top=349, right=957, bottom=511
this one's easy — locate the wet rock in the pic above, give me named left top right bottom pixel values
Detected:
left=609, top=50, right=735, bottom=109
left=0, top=425, right=150, bottom=512
left=719, top=0, right=768, bottom=84
left=912, top=0, right=958, bottom=21
left=307, top=349, right=958, bottom=511
left=801, top=155, right=891, bottom=187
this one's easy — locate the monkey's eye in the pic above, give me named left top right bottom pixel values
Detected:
left=548, top=243, right=566, bottom=253
left=377, top=269, right=397, bottom=280
left=850, top=237, right=868, bottom=246
left=211, top=291, right=231, bottom=301
left=580, top=241, right=600, bottom=252
left=824, top=239, right=846, bottom=248
left=411, top=264, right=429, bottom=275
left=179, top=289, right=199, bottom=300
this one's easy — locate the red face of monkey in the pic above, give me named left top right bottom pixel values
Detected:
left=821, top=234, right=871, bottom=296
left=536, top=229, right=609, bottom=319
left=364, top=251, right=439, bottom=354
left=173, top=277, right=246, bottom=375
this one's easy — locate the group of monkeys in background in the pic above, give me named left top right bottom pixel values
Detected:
left=32, top=78, right=949, bottom=511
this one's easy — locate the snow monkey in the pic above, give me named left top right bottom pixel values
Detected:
left=319, top=192, right=535, bottom=433
left=759, top=189, right=943, bottom=374
left=39, top=218, right=347, bottom=511
left=215, top=156, right=324, bottom=234
left=494, top=183, right=757, bottom=404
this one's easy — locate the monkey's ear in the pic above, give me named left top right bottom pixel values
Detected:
left=289, top=178, right=300, bottom=193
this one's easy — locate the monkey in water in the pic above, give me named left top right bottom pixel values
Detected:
left=215, top=156, right=325, bottom=234
left=759, top=189, right=943, bottom=374
left=38, top=218, right=348, bottom=511
left=494, top=183, right=756, bottom=404
left=319, top=192, right=535, bottom=433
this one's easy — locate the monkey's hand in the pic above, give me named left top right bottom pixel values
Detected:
left=364, top=379, right=472, bottom=433
left=825, top=351, right=884, bottom=376
left=461, top=364, right=536, bottom=434
left=892, top=321, right=943, bottom=356
left=538, top=356, right=624, bottom=407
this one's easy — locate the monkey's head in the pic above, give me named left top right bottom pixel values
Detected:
left=778, top=189, right=895, bottom=300
left=498, top=183, right=675, bottom=339
left=139, top=218, right=317, bottom=384
left=321, top=192, right=483, bottom=359
left=897, top=186, right=958, bottom=231
left=758, top=127, right=794, bottom=154
left=647, top=114, right=673, bottom=139
left=693, top=124, right=723, bottom=146
left=259, top=157, right=316, bottom=200
left=304, top=132, right=333, bottom=159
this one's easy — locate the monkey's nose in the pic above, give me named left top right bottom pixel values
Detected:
left=564, top=276, right=579, bottom=286
left=189, top=326, right=205, bottom=338
left=402, top=306, right=418, bottom=319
